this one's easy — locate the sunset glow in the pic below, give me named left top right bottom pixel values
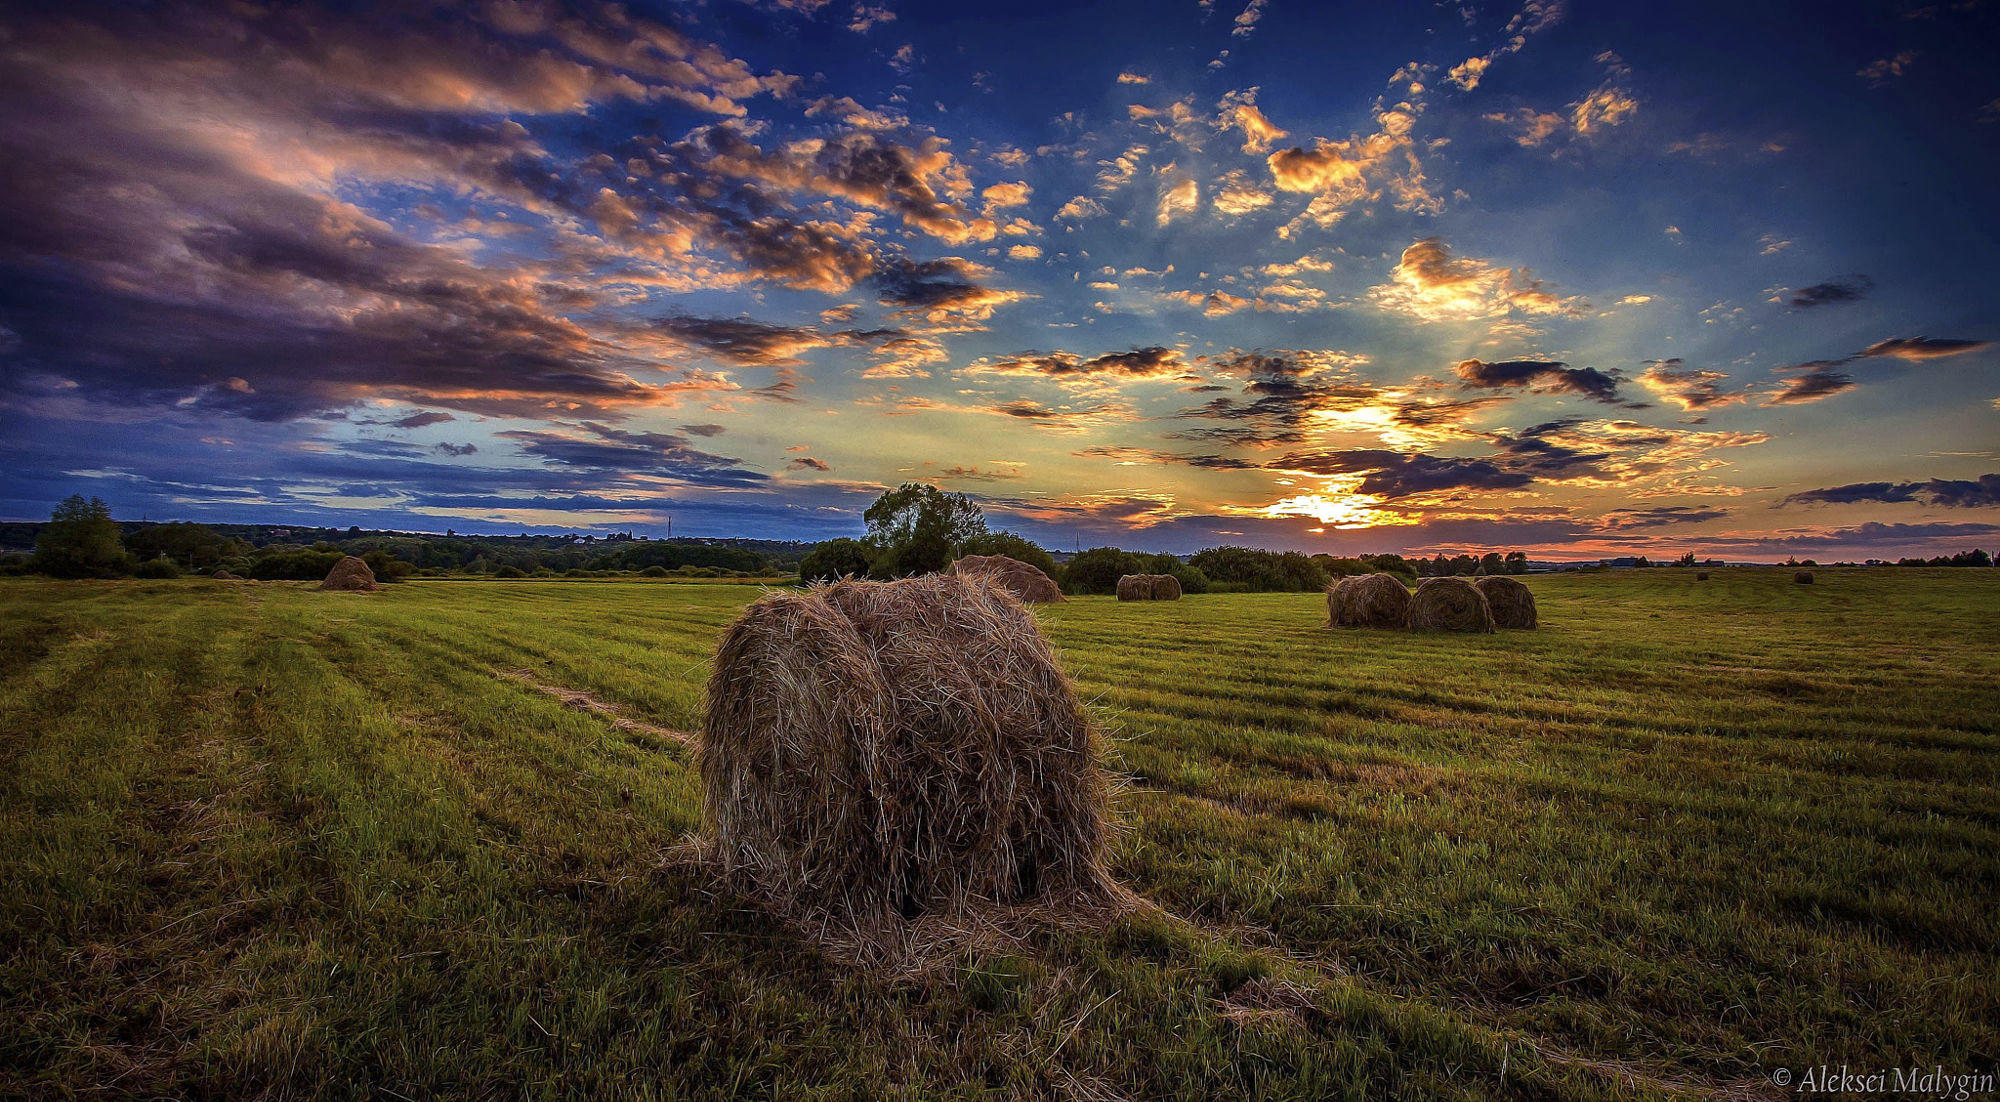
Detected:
left=1, top=1, right=1995, bottom=558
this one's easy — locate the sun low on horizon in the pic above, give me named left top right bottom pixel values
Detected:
left=1, top=0, right=1996, bottom=560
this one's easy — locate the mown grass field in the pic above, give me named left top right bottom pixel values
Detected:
left=3, top=569, right=1996, bottom=1099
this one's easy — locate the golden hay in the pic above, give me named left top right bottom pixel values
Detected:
left=1326, top=573, right=1409, bottom=629
left=699, top=575, right=1117, bottom=952
left=1116, top=574, right=1153, bottom=601
left=948, top=553, right=1063, bottom=603
left=1472, top=575, right=1538, bottom=630
left=1407, top=577, right=1495, bottom=633
left=1794, top=570, right=1815, bottom=584
left=1149, top=573, right=1182, bottom=601
left=319, top=555, right=377, bottom=591
left=211, top=569, right=243, bottom=581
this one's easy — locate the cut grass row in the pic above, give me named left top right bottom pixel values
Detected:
left=3, top=568, right=1996, bottom=1098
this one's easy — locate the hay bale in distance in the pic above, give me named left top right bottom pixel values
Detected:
left=1150, top=573, right=1182, bottom=601
left=948, top=553, right=1063, bottom=603
left=1116, top=574, right=1153, bottom=601
left=700, top=575, right=1116, bottom=942
left=1327, top=573, right=1409, bottom=629
left=1407, top=577, right=1495, bottom=633
left=319, top=555, right=377, bottom=591
left=1473, top=575, right=1538, bottom=630
left=1794, top=570, right=1815, bottom=585
left=1695, top=571, right=1710, bottom=581
left=212, top=569, right=242, bottom=581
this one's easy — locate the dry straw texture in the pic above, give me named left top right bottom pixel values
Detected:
left=319, top=555, right=376, bottom=591
left=1473, top=575, right=1538, bottom=630
left=212, top=569, right=243, bottom=581
left=1408, top=577, right=1496, bottom=633
left=1696, top=571, right=1710, bottom=581
left=947, top=553, right=1063, bottom=603
left=1326, top=573, right=1410, bottom=628
left=1117, top=573, right=1184, bottom=601
left=1795, top=571, right=1815, bottom=584
left=699, top=575, right=1118, bottom=959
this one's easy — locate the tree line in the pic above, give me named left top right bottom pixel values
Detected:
left=6, top=496, right=795, bottom=580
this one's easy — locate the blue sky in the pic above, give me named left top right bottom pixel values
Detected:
left=0, top=0, right=1995, bottom=557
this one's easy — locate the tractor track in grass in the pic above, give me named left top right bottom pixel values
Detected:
left=496, top=667, right=698, bottom=749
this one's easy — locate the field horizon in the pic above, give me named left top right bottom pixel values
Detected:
left=4, top=568, right=1995, bottom=1099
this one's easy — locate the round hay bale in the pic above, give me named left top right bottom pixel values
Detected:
left=1116, top=574, right=1153, bottom=601
left=1794, top=570, right=1814, bottom=585
left=1407, top=577, right=1495, bottom=633
left=700, top=574, right=1115, bottom=940
left=1473, top=575, right=1538, bottom=630
left=948, top=553, right=1063, bottom=603
left=1326, top=573, right=1409, bottom=629
left=319, top=555, right=377, bottom=591
left=1695, top=571, right=1709, bottom=581
left=211, top=569, right=242, bottom=581
left=1149, top=573, right=1182, bottom=601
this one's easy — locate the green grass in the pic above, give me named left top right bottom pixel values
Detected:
left=2, top=569, right=1995, bottom=1099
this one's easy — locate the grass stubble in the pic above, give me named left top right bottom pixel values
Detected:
left=1, top=568, right=1995, bottom=1099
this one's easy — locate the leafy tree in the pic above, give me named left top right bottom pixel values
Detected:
left=862, top=483, right=988, bottom=578
left=1061, top=547, right=1143, bottom=594
left=132, top=557, right=181, bottom=579
left=1479, top=552, right=1505, bottom=576
left=1504, top=551, right=1529, bottom=575
left=799, top=538, right=874, bottom=583
left=126, top=522, right=242, bottom=572
left=34, top=495, right=128, bottom=577
left=1188, top=546, right=1329, bottom=592
left=246, top=548, right=345, bottom=580
left=359, top=550, right=414, bottom=582
left=957, top=530, right=1058, bottom=579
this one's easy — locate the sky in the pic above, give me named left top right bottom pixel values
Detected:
left=1, top=0, right=1996, bottom=559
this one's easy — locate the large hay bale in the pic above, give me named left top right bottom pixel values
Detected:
left=1116, top=574, right=1153, bottom=601
left=1326, top=573, right=1409, bottom=628
left=1473, top=575, right=1538, bottom=630
left=1407, top=577, right=1495, bottom=633
left=1794, top=570, right=1814, bottom=585
left=319, top=555, right=377, bottom=591
left=1149, top=573, right=1182, bottom=601
left=700, top=575, right=1115, bottom=942
left=948, top=553, right=1062, bottom=603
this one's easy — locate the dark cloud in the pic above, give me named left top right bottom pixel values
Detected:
left=1781, top=473, right=2000, bottom=508
left=1454, top=359, right=1633, bottom=405
left=1856, top=337, right=1992, bottom=360
left=496, top=421, right=762, bottom=485
left=1169, top=350, right=1385, bottom=446
left=392, top=411, right=458, bottom=429
left=679, top=423, right=728, bottom=437
left=980, top=346, right=1184, bottom=379
left=1786, top=274, right=1873, bottom=308
left=1596, top=506, right=1731, bottom=530
left=1075, top=445, right=1261, bottom=470
left=433, top=442, right=479, bottom=457
left=871, top=255, right=1022, bottom=323
left=1765, top=367, right=1857, bottom=405
left=1267, top=449, right=1536, bottom=496
left=651, top=314, right=878, bottom=366
left=1763, top=336, right=1990, bottom=405
left=786, top=455, right=833, bottom=472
